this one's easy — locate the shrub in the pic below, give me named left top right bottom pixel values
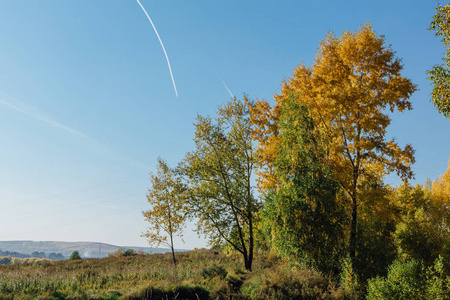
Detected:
left=108, top=248, right=125, bottom=257
left=367, top=257, right=450, bottom=300
left=225, top=273, right=243, bottom=292
left=353, top=218, right=396, bottom=286
left=0, top=257, right=12, bottom=265
left=367, top=259, right=424, bottom=300
left=69, top=251, right=81, bottom=260
left=123, top=285, right=209, bottom=300
left=200, top=265, right=227, bottom=280
left=340, top=256, right=362, bottom=299
left=103, top=290, right=122, bottom=300
left=267, top=252, right=278, bottom=262
left=241, top=262, right=344, bottom=299
left=425, top=256, right=450, bottom=299
left=123, top=249, right=137, bottom=257
left=394, top=209, right=446, bottom=266
left=107, top=248, right=137, bottom=257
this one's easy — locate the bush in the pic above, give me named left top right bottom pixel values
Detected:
left=367, top=259, right=425, bottom=300
left=107, top=248, right=137, bottom=257
left=241, top=262, right=344, bottom=299
left=367, top=257, right=450, bottom=300
left=103, top=290, right=122, bottom=300
left=394, top=209, right=446, bottom=266
left=340, top=256, right=363, bottom=299
left=353, top=219, right=396, bottom=286
left=123, top=249, right=137, bottom=257
left=123, top=285, right=209, bottom=300
left=225, top=273, right=243, bottom=292
left=0, top=257, right=12, bottom=265
left=69, top=251, right=81, bottom=260
left=108, top=248, right=125, bottom=257
left=200, top=265, right=227, bottom=279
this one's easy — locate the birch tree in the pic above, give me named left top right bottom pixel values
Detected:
left=142, top=158, right=187, bottom=266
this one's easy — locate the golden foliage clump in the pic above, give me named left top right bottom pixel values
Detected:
left=250, top=99, right=279, bottom=191
left=252, top=23, right=416, bottom=193
left=251, top=23, right=417, bottom=259
left=431, top=158, right=450, bottom=227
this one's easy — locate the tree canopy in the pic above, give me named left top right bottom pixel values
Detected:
left=262, top=93, right=347, bottom=274
left=142, top=158, right=187, bottom=266
left=428, top=3, right=450, bottom=120
left=180, top=97, right=260, bottom=270
left=252, top=23, right=417, bottom=262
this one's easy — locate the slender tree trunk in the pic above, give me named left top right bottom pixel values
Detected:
left=349, top=196, right=357, bottom=262
left=247, top=211, right=254, bottom=271
left=170, top=233, right=177, bottom=266
left=167, top=205, right=177, bottom=267
left=349, top=159, right=360, bottom=264
left=349, top=127, right=362, bottom=264
left=171, top=247, right=177, bottom=266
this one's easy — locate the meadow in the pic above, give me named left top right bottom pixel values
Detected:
left=0, top=249, right=344, bottom=300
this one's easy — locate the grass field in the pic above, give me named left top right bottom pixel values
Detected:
left=0, top=249, right=345, bottom=299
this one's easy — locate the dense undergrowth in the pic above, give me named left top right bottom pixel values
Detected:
left=0, top=249, right=344, bottom=300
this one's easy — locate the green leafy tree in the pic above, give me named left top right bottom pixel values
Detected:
left=392, top=182, right=447, bottom=266
left=428, top=3, right=450, bottom=119
left=69, top=251, right=81, bottom=260
left=262, top=94, right=347, bottom=274
left=142, top=158, right=187, bottom=266
left=180, top=97, right=260, bottom=271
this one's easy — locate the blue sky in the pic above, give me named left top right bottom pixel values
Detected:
left=0, top=0, right=449, bottom=250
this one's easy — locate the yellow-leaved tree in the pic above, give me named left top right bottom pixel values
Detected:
left=251, top=23, right=417, bottom=263
left=142, top=158, right=187, bottom=266
left=431, top=157, right=450, bottom=228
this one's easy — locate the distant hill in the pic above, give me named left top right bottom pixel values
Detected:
left=0, top=241, right=178, bottom=258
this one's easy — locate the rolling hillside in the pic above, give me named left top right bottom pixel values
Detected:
left=0, top=241, right=176, bottom=258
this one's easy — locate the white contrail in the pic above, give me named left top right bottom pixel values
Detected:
left=0, top=97, right=151, bottom=170
left=218, top=75, right=234, bottom=98
left=136, top=0, right=178, bottom=98
left=0, top=98, right=89, bottom=139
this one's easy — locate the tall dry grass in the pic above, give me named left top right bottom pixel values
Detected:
left=0, top=249, right=345, bottom=299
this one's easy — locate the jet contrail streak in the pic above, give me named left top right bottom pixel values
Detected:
left=136, top=0, right=178, bottom=98
left=218, top=75, right=234, bottom=98
left=0, top=98, right=89, bottom=139
left=0, top=97, right=151, bottom=170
